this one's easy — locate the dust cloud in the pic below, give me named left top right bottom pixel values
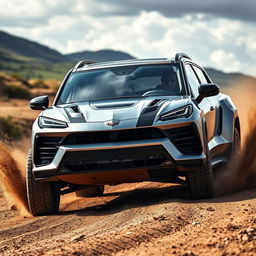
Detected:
left=215, top=78, right=256, bottom=194
left=0, top=79, right=256, bottom=216
left=0, top=142, right=29, bottom=215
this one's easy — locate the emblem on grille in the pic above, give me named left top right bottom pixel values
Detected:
left=104, top=120, right=120, bottom=126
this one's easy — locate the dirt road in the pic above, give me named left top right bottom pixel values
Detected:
left=0, top=81, right=256, bottom=255
left=0, top=182, right=256, bottom=256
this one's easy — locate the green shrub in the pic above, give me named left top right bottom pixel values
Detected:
left=4, top=84, right=31, bottom=99
left=9, top=73, right=23, bottom=80
left=0, top=116, right=24, bottom=139
left=30, top=79, right=48, bottom=88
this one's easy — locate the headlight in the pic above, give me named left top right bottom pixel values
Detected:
left=38, top=116, right=68, bottom=128
left=159, top=105, right=192, bottom=121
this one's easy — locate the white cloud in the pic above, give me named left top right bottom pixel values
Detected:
left=210, top=50, right=241, bottom=72
left=0, top=1, right=256, bottom=76
left=0, top=0, right=45, bottom=18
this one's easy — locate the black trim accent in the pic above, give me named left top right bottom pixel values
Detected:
left=136, top=101, right=163, bottom=127
left=71, top=105, right=80, bottom=113
left=34, top=136, right=63, bottom=166
left=34, top=169, right=57, bottom=179
left=175, top=159, right=205, bottom=169
left=53, top=69, right=73, bottom=106
left=148, top=99, right=162, bottom=107
left=147, top=167, right=179, bottom=180
left=59, top=146, right=171, bottom=174
left=216, top=106, right=223, bottom=136
left=210, top=142, right=232, bottom=160
left=175, top=53, right=191, bottom=61
left=163, top=125, right=202, bottom=155
left=64, top=127, right=165, bottom=145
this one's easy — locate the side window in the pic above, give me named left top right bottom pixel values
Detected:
left=193, top=66, right=208, bottom=84
left=184, top=64, right=200, bottom=97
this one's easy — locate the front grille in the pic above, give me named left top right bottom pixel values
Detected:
left=63, top=127, right=165, bottom=145
left=35, top=136, right=62, bottom=166
left=34, top=125, right=202, bottom=167
left=60, top=146, right=169, bottom=173
left=164, top=125, right=202, bottom=155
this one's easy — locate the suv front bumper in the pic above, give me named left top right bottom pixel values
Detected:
left=32, top=123, right=206, bottom=181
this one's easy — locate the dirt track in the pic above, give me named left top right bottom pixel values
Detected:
left=1, top=82, right=256, bottom=255
left=0, top=182, right=256, bottom=256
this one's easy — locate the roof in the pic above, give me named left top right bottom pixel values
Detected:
left=72, top=52, right=192, bottom=72
left=73, top=57, right=177, bottom=72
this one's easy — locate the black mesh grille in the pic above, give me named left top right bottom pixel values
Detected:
left=60, top=146, right=169, bottom=173
left=34, top=125, right=202, bottom=167
left=35, top=136, right=62, bottom=166
left=164, top=125, right=202, bottom=155
left=63, top=127, right=165, bottom=145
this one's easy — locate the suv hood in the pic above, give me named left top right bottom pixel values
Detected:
left=41, top=96, right=190, bottom=123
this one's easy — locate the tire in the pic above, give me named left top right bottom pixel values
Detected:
left=187, top=128, right=216, bottom=199
left=75, top=185, right=104, bottom=198
left=26, top=150, right=60, bottom=216
left=232, top=127, right=241, bottom=155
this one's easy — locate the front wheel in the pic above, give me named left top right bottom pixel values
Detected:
left=26, top=150, right=60, bottom=216
left=187, top=160, right=216, bottom=199
left=187, top=127, right=216, bottom=199
left=232, top=127, right=241, bottom=155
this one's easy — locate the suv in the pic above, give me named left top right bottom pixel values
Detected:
left=27, top=53, right=240, bottom=216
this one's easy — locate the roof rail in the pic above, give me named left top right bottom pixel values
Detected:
left=73, top=60, right=95, bottom=70
left=175, top=53, right=191, bottom=61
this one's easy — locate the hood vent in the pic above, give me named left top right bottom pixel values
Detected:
left=142, top=99, right=166, bottom=114
left=71, top=105, right=80, bottom=113
left=90, top=100, right=137, bottom=109
left=64, top=105, right=85, bottom=122
left=149, top=99, right=162, bottom=107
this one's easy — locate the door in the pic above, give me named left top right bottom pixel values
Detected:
left=192, top=65, right=218, bottom=140
left=184, top=64, right=216, bottom=141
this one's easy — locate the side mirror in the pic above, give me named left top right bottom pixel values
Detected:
left=196, top=83, right=219, bottom=103
left=30, top=96, right=49, bottom=110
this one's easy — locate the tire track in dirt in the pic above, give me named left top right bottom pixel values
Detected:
left=36, top=188, right=256, bottom=256
left=0, top=183, right=191, bottom=255
left=51, top=219, right=189, bottom=256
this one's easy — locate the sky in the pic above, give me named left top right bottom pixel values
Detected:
left=0, top=0, right=256, bottom=75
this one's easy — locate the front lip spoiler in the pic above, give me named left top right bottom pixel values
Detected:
left=32, top=138, right=206, bottom=177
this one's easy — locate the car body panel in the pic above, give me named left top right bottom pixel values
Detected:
left=30, top=57, right=239, bottom=185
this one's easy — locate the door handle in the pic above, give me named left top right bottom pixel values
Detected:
left=210, top=106, right=215, bottom=111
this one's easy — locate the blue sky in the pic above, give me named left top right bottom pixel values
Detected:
left=0, top=0, right=255, bottom=75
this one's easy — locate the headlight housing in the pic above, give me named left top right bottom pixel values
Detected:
left=159, top=105, right=192, bottom=121
left=38, top=116, right=68, bottom=128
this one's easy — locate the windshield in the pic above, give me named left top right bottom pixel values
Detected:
left=57, top=64, right=184, bottom=104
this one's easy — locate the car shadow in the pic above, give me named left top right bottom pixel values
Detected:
left=59, top=183, right=256, bottom=217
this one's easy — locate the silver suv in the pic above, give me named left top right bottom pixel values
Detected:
left=27, top=53, right=240, bottom=216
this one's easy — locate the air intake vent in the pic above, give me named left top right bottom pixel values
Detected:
left=35, top=136, right=62, bottom=166
left=71, top=105, right=80, bottom=113
left=149, top=99, right=162, bottom=107
left=165, top=125, right=202, bottom=155
left=60, top=146, right=169, bottom=172
left=63, top=127, right=165, bottom=145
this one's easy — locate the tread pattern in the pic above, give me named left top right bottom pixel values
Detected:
left=187, top=160, right=215, bottom=198
left=187, top=125, right=216, bottom=199
left=26, top=150, right=60, bottom=216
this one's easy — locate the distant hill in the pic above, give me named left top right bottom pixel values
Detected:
left=205, top=68, right=255, bottom=86
left=65, top=49, right=135, bottom=62
left=0, top=30, right=134, bottom=64
left=0, top=30, right=255, bottom=85
left=0, top=31, right=66, bottom=63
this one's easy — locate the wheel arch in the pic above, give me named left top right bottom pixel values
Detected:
left=234, top=116, right=241, bottom=136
